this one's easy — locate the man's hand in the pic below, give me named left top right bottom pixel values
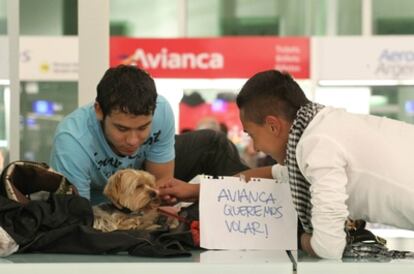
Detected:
left=157, top=178, right=200, bottom=204
left=300, top=232, right=318, bottom=257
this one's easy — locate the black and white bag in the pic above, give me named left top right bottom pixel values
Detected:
left=0, top=160, right=78, bottom=204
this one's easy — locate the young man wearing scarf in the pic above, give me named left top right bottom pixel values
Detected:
left=159, top=69, right=414, bottom=259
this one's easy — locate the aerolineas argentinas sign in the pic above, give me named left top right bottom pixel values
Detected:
left=110, top=37, right=310, bottom=79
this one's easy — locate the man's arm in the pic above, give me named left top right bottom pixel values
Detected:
left=236, top=164, right=289, bottom=183
left=297, top=136, right=349, bottom=259
left=145, top=159, right=175, bottom=183
left=158, top=165, right=278, bottom=202
left=300, top=233, right=318, bottom=257
left=145, top=95, right=175, bottom=183
left=158, top=178, right=200, bottom=203
left=50, top=133, right=92, bottom=199
left=235, top=166, right=273, bottom=180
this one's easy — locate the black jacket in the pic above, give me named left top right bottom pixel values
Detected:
left=0, top=194, right=192, bottom=257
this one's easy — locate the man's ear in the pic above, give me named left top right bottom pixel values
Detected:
left=94, top=102, right=104, bottom=121
left=264, top=115, right=282, bottom=135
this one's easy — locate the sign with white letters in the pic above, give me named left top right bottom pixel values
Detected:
left=110, top=37, right=310, bottom=79
left=199, top=176, right=297, bottom=250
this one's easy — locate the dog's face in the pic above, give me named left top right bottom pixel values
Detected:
left=103, top=169, right=159, bottom=212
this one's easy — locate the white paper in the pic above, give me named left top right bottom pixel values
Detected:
left=200, top=176, right=297, bottom=250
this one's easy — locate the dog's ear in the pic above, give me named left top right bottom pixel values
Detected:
left=140, top=171, right=156, bottom=187
left=104, top=172, right=122, bottom=208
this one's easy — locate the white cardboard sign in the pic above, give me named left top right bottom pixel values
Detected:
left=199, top=176, right=297, bottom=250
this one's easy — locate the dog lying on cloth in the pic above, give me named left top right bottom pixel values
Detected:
left=0, top=161, right=197, bottom=257
left=93, top=169, right=170, bottom=232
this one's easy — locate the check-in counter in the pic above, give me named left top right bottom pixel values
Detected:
left=0, top=250, right=293, bottom=274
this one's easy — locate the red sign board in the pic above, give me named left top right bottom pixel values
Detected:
left=110, top=37, right=310, bottom=79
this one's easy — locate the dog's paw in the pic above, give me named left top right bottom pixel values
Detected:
left=93, top=216, right=118, bottom=232
left=118, top=217, right=142, bottom=230
left=167, top=218, right=180, bottom=229
left=145, top=224, right=162, bottom=231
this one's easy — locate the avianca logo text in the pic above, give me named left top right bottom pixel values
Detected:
left=122, top=48, right=224, bottom=70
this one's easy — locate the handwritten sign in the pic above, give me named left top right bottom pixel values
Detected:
left=199, top=176, right=297, bottom=250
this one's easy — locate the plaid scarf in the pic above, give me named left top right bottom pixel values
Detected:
left=285, top=102, right=325, bottom=233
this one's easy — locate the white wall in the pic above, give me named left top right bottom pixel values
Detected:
left=0, top=36, right=8, bottom=79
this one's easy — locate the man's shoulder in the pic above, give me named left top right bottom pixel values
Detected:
left=153, top=95, right=173, bottom=124
left=155, top=94, right=170, bottom=109
left=56, top=104, right=96, bottom=138
left=303, top=107, right=344, bottom=133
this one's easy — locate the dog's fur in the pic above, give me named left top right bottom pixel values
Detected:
left=93, top=169, right=163, bottom=232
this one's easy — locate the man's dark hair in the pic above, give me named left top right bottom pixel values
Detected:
left=96, top=65, right=157, bottom=117
left=236, top=70, right=310, bottom=124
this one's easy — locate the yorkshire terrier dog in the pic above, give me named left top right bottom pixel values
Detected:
left=93, top=169, right=163, bottom=232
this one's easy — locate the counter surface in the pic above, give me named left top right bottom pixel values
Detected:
left=0, top=250, right=293, bottom=274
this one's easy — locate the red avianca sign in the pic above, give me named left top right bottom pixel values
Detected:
left=110, top=36, right=310, bottom=79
